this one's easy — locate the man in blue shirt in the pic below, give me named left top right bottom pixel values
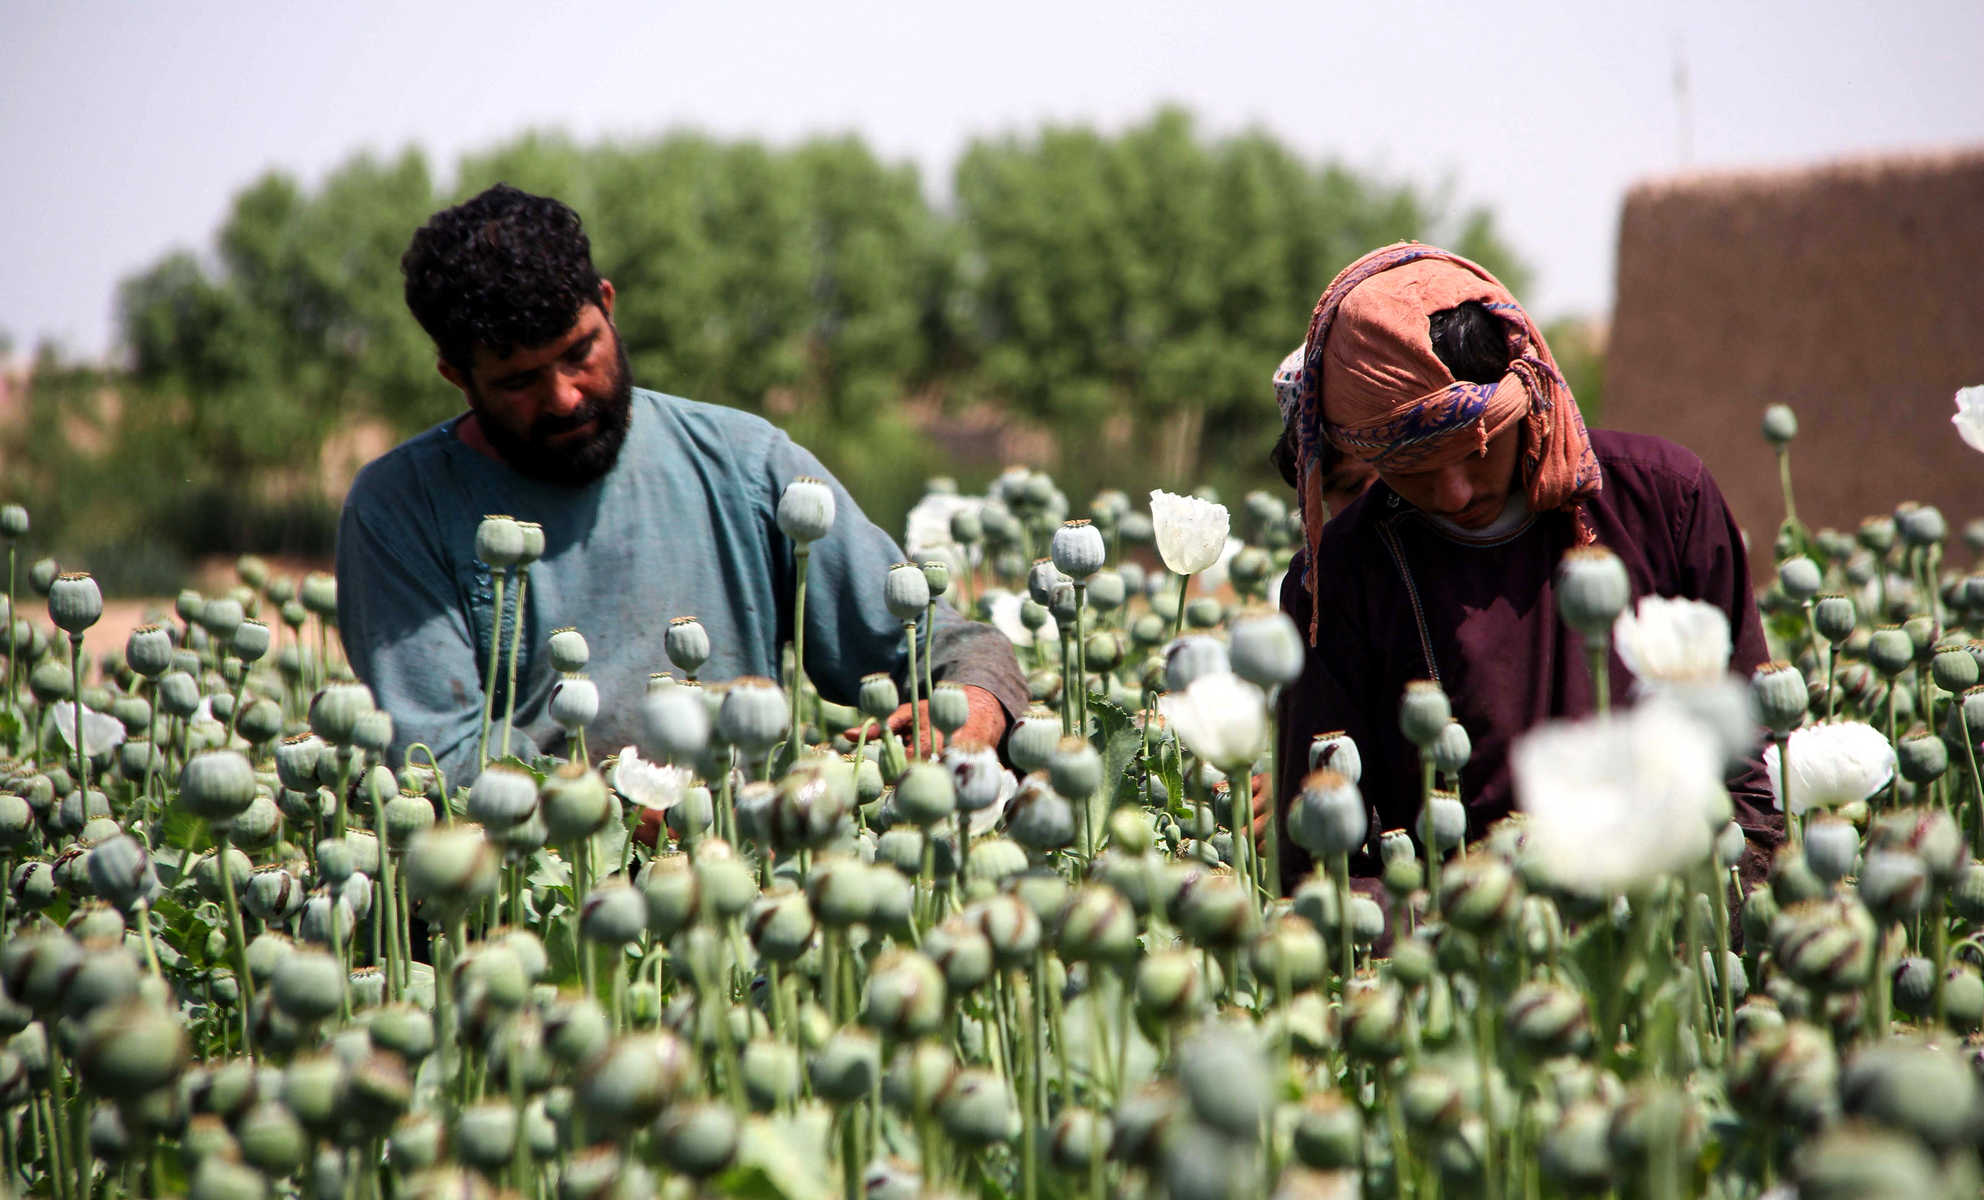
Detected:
left=335, top=185, right=1025, bottom=784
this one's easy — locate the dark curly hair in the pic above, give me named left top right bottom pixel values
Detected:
left=401, top=184, right=605, bottom=371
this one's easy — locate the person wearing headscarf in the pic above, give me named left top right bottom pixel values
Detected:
left=1270, top=242, right=1781, bottom=891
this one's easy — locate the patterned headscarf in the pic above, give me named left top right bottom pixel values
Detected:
left=1279, top=242, right=1602, bottom=644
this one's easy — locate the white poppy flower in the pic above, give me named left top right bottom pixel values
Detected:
left=611, top=745, right=695, bottom=814
left=1149, top=490, right=1231, bottom=576
left=1612, top=595, right=1731, bottom=686
left=51, top=701, right=127, bottom=757
left=1158, top=671, right=1268, bottom=770
left=1513, top=701, right=1724, bottom=895
left=1195, top=537, right=1246, bottom=595
left=1954, top=385, right=1984, bottom=454
left=1764, top=721, right=1895, bottom=815
left=985, top=589, right=1055, bottom=648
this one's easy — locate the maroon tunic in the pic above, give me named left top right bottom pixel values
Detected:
left=1275, top=429, right=1783, bottom=888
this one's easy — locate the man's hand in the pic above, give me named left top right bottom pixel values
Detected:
left=1250, top=771, right=1275, bottom=844
left=847, top=684, right=1010, bottom=759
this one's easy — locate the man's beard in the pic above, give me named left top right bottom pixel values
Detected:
left=472, top=335, right=634, bottom=487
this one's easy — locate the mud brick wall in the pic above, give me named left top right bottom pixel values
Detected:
left=1606, top=148, right=1984, bottom=575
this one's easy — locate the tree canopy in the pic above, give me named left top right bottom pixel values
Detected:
left=7, top=109, right=1545, bottom=587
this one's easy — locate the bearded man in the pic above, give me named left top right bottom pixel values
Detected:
left=1271, top=243, right=1782, bottom=888
left=335, top=184, right=1024, bottom=784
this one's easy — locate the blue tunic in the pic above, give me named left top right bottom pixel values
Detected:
left=334, top=388, right=1025, bottom=784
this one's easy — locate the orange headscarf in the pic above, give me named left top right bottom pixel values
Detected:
left=1280, top=243, right=1601, bottom=644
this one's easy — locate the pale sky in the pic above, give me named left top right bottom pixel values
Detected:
left=5, top=0, right=1982, bottom=361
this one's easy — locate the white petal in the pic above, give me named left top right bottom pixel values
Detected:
left=1514, top=702, right=1721, bottom=894
left=1159, top=672, right=1267, bottom=769
left=1149, top=490, right=1231, bottom=576
left=1765, top=721, right=1894, bottom=814
left=1612, top=595, right=1731, bottom=685
left=1954, top=385, right=1984, bottom=454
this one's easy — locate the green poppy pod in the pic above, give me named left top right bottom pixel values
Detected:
left=938, top=1068, right=1021, bottom=1146
left=924, top=917, right=994, bottom=994
left=541, top=762, right=612, bottom=842
left=576, top=1031, right=696, bottom=1131
left=230, top=619, right=271, bottom=665
left=1050, top=519, right=1106, bottom=581
left=78, top=997, right=187, bottom=1096
left=775, top=476, right=836, bottom=544
left=892, top=761, right=955, bottom=827
left=1399, top=680, right=1452, bottom=748
left=85, top=834, right=159, bottom=914
left=402, top=825, right=499, bottom=912
left=308, top=681, right=374, bottom=746
left=580, top=882, right=648, bottom=946
left=473, top=514, right=525, bottom=568
left=48, top=572, right=102, bottom=635
left=1289, top=769, right=1366, bottom=859
left=860, top=950, right=947, bottom=1038
left=272, top=739, right=322, bottom=802
left=639, top=682, right=710, bottom=763
left=739, top=1039, right=802, bottom=1112
left=653, top=1100, right=739, bottom=1179
left=152, top=670, right=199, bottom=714
left=466, top=763, right=539, bottom=831
left=549, top=675, right=598, bottom=732
left=929, top=680, right=971, bottom=736
left=1228, top=609, right=1304, bottom=689
left=1761, top=403, right=1798, bottom=445
left=808, top=1027, right=880, bottom=1102
left=179, top=749, right=257, bottom=822
left=1007, top=707, right=1060, bottom=774
left=547, top=626, right=589, bottom=673
left=0, top=504, right=26, bottom=538
left=717, top=676, right=788, bottom=756
left=858, top=672, right=900, bottom=721
left=883, top=562, right=930, bottom=621
left=1752, top=662, right=1808, bottom=733
left=124, top=624, right=174, bottom=679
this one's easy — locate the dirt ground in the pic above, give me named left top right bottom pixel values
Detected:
left=68, top=556, right=332, bottom=667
